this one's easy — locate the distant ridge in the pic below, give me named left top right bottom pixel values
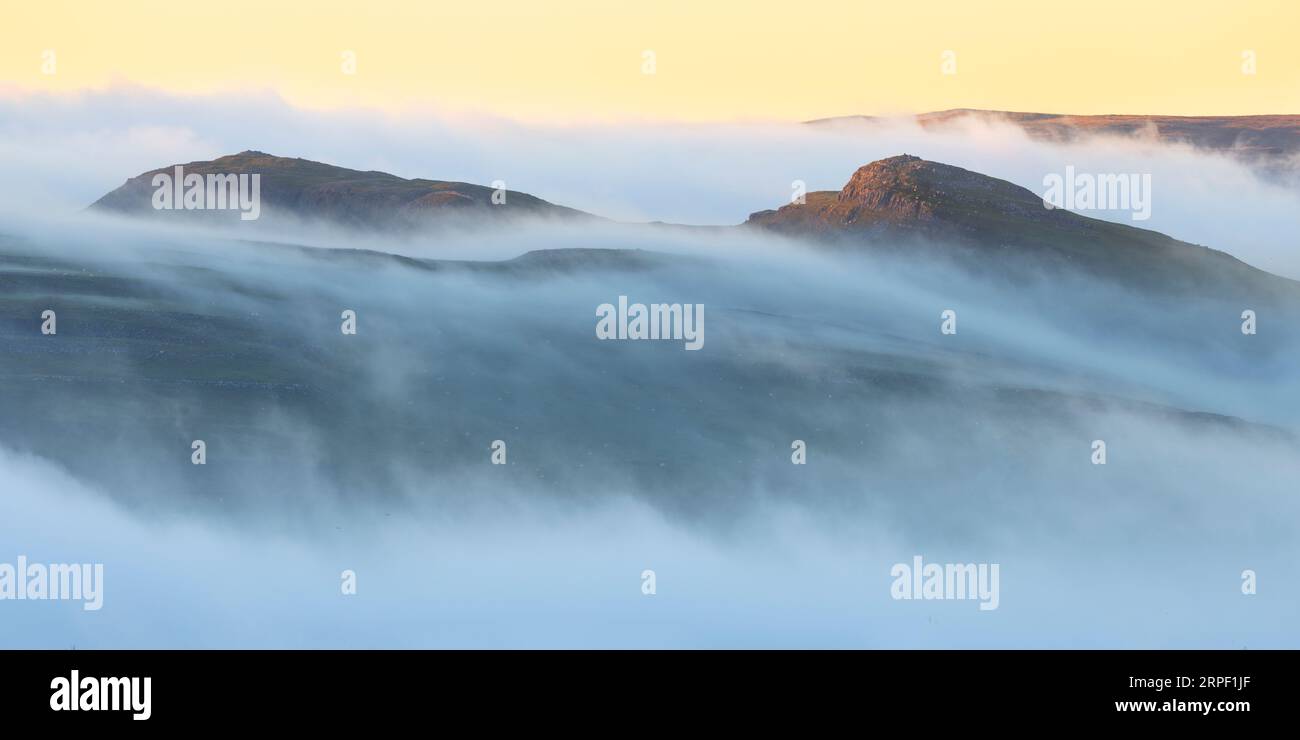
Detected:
left=807, top=109, right=1300, bottom=179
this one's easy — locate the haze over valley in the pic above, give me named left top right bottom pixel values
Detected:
left=2, top=88, right=1298, bottom=647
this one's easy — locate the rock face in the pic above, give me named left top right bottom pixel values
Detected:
left=747, top=154, right=1296, bottom=298
left=751, top=154, right=1071, bottom=235
left=751, top=154, right=1051, bottom=236
left=837, top=154, right=940, bottom=217
left=89, top=151, right=592, bottom=229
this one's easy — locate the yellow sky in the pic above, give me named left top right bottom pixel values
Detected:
left=3, top=0, right=1297, bottom=121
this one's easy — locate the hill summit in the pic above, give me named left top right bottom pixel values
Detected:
left=747, top=154, right=1292, bottom=296
left=89, top=151, right=590, bottom=229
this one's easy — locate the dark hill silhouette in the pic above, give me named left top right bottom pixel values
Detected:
left=89, top=151, right=593, bottom=230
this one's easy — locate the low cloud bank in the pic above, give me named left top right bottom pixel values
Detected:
left=0, top=213, right=1297, bottom=647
